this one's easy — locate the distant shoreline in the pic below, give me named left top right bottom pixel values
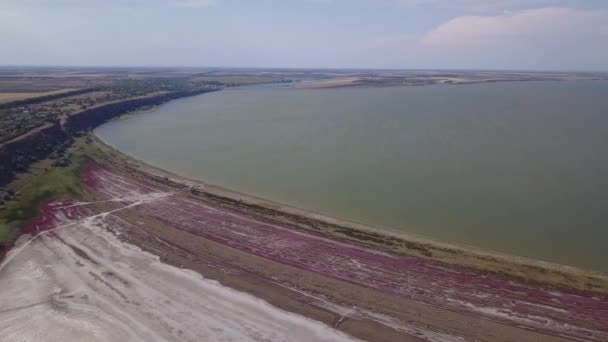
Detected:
left=293, top=72, right=608, bottom=89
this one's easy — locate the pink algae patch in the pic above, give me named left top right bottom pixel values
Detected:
left=20, top=202, right=60, bottom=235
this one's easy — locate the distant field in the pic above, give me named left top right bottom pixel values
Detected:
left=0, top=89, right=76, bottom=104
left=295, top=77, right=362, bottom=88
left=191, top=75, right=279, bottom=84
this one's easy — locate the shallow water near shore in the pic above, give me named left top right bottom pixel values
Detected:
left=96, top=81, right=608, bottom=272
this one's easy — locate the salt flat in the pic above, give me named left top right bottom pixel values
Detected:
left=0, top=204, right=358, bottom=342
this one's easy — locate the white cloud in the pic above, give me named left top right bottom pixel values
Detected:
left=388, top=0, right=587, bottom=12
left=417, top=7, right=608, bottom=70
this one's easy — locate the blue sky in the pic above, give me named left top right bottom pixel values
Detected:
left=1, top=0, right=607, bottom=70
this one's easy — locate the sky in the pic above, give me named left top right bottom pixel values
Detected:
left=1, top=0, right=607, bottom=70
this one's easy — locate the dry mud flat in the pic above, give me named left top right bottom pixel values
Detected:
left=1, top=161, right=607, bottom=341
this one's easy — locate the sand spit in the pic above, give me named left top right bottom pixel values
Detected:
left=73, top=164, right=607, bottom=342
left=295, top=78, right=363, bottom=89
left=0, top=199, right=359, bottom=341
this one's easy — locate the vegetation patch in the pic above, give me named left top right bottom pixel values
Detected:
left=0, top=140, right=95, bottom=245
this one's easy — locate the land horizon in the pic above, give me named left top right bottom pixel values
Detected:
left=2, top=64, right=608, bottom=73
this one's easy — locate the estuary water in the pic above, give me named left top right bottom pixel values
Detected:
left=96, top=81, right=608, bottom=272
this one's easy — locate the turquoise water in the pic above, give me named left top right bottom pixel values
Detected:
left=96, top=81, right=608, bottom=272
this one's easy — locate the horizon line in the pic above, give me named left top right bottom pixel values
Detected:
left=1, top=64, right=607, bottom=74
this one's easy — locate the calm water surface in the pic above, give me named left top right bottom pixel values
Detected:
left=96, top=81, right=608, bottom=272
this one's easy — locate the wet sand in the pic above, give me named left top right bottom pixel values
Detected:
left=1, top=137, right=605, bottom=341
